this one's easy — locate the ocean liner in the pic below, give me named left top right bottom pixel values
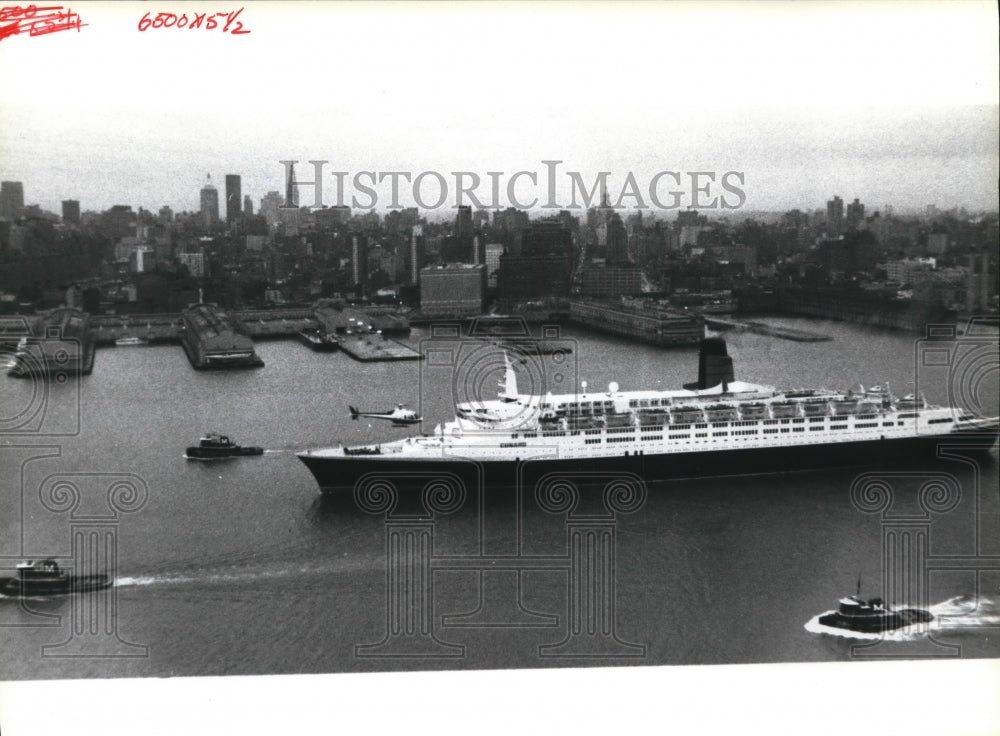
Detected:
left=297, top=339, right=999, bottom=493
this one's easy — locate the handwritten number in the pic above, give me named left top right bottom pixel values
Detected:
left=135, top=7, right=249, bottom=34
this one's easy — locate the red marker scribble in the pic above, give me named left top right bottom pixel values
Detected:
left=0, top=4, right=86, bottom=42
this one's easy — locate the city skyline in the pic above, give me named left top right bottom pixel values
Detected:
left=1, top=3, right=998, bottom=216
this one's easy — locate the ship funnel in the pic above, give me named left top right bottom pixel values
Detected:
left=684, top=337, right=734, bottom=391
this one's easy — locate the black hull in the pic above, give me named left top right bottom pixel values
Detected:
left=0, top=575, right=111, bottom=596
left=818, top=608, right=933, bottom=633
left=186, top=447, right=264, bottom=459
left=297, top=332, right=339, bottom=352
left=298, top=430, right=998, bottom=493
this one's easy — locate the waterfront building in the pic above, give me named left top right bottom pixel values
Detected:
left=419, top=263, right=486, bottom=317
left=569, top=299, right=703, bottom=346
left=578, top=263, right=643, bottom=297
left=181, top=303, right=262, bottom=369
left=498, top=221, right=573, bottom=300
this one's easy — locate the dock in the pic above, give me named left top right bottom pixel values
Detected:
left=338, top=334, right=422, bottom=362
left=704, top=317, right=831, bottom=342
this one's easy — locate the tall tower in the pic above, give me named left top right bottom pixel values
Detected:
left=200, top=174, right=219, bottom=229
left=285, top=162, right=299, bottom=207
left=827, top=195, right=844, bottom=236
left=225, top=175, right=242, bottom=224
left=61, top=199, right=81, bottom=226
left=0, top=181, right=25, bottom=220
left=409, top=226, right=424, bottom=285
left=352, top=234, right=368, bottom=296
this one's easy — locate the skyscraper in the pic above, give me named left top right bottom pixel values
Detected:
left=225, top=175, right=242, bottom=224
left=243, top=195, right=254, bottom=217
left=200, top=175, right=219, bottom=229
left=0, top=181, right=25, bottom=220
left=61, top=199, right=81, bottom=226
left=826, top=195, right=844, bottom=236
left=352, top=234, right=368, bottom=296
left=846, top=198, right=864, bottom=231
left=455, top=205, right=474, bottom=262
left=409, top=226, right=425, bottom=285
left=605, top=211, right=629, bottom=264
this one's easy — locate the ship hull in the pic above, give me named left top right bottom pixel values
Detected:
left=0, top=575, right=111, bottom=597
left=298, top=428, right=998, bottom=493
left=186, top=446, right=264, bottom=459
left=818, top=608, right=933, bottom=633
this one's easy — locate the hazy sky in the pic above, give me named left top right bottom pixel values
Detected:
left=1, top=1, right=998, bottom=216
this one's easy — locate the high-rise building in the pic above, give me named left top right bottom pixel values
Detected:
left=61, top=199, right=81, bottom=226
left=225, top=175, right=242, bottom=224
left=352, top=234, right=369, bottom=296
left=605, top=211, right=629, bottom=264
left=285, top=162, right=299, bottom=207
left=456, top=205, right=473, bottom=239
left=409, top=226, right=425, bottom=285
left=259, top=191, right=284, bottom=228
left=419, top=264, right=487, bottom=316
left=826, top=195, right=844, bottom=236
left=846, top=198, right=864, bottom=231
left=200, top=175, right=219, bottom=229
left=0, top=181, right=25, bottom=220
left=243, top=195, right=254, bottom=218
left=499, top=222, right=574, bottom=300
left=484, top=243, right=504, bottom=288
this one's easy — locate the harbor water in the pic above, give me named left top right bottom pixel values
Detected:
left=1, top=317, right=998, bottom=679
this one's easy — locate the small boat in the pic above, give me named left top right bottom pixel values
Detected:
left=770, top=400, right=799, bottom=418
left=186, top=433, right=264, bottom=459
left=115, top=336, right=149, bottom=347
left=0, top=559, right=112, bottom=597
left=670, top=406, right=703, bottom=424
left=704, top=403, right=738, bottom=422
left=801, top=399, right=830, bottom=416
left=817, top=595, right=933, bottom=633
left=739, top=402, right=768, bottom=420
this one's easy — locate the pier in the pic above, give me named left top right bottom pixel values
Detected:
left=704, top=317, right=832, bottom=342
left=4, top=308, right=95, bottom=377
left=338, top=333, right=422, bottom=362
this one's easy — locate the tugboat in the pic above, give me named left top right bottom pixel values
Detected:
left=818, top=593, right=934, bottom=633
left=185, top=433, right=264, bottom=459
left=297, top=328, right=340, bottom=352
left=0, top=559, right=112, bottom=596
